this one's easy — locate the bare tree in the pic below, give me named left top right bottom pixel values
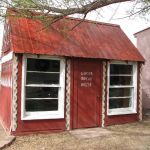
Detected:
left=0, top=0, right=149, bottom=25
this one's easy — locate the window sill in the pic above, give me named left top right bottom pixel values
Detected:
left=108, top=109, right=137, bottom=116
left=21, top=113, right=64, bottom=120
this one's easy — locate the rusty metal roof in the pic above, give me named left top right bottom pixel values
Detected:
left=9, top=17, right=144, bottom=62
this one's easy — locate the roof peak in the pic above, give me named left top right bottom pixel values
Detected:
left=8, top=9, right=120, bottom=28
left=64, top=16, right=120, bottom=28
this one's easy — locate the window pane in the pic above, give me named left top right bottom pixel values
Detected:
left=26, top=73, right=59, bottom=84
left=27, top=58, right=60, bottom=72
left=110, top=76, right=132, bottom=85
left=109, top=88, right=132, bottom=97
left=25, top=99, right=58, bottom=111
left=26, top=87, right=58, bottom=98
left=109, top=98, right=131, bottom=109
left=110, top=64, right=132, bottom=74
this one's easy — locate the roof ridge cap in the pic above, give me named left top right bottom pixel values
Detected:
left=65, top=16, right=120, bottom=27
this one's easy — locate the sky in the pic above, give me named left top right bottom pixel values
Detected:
left=86, top=2, right=150, bottom=44
left=0, top=1, right=149, bottom=51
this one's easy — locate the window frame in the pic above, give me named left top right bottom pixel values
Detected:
left=21, top=54, right=66, bottom=120
left=107, top=61, right=137, bottom=116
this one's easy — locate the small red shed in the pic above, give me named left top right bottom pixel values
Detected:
left=0, top=15, right=144, bottom=135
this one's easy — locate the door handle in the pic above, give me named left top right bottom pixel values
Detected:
left=96, top=95, right=100, bottom=100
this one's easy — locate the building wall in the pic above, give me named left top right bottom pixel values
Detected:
left=0, top=60, right=13, bottom=132
left=70, top=59, right=141, bottom=128
left=10, top=56, right=141, bottom=135
left=70, top=58, right=103, bottom=129
left=103, top=62, right=140, bottom=126
left=136, top=28, right=150, bottom=109
left=13, top=55, right=66, bottom=135
left=0, top=19, right=14, bottom=132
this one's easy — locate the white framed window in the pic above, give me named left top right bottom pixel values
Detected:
left=107, top=61, right=137, bottom=115
left=21, top=55, right=65, bottom=120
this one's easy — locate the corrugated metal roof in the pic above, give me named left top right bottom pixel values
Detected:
left=9, top=17, right=144, bottom=62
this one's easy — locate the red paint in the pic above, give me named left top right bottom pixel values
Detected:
left=105, top=114, right=139, bottom=126
left=0, top=61, right=13, bottom=132
left=14, top=55, right=66, bottom=135
left=7, top=16, right=144, bottom=62
left=71, top=59, right=102, bottom=129
left=0, top=13, right=144, bottom=134
left=1, top=20, right=11, bottom=56
left=0, top=55, right=142, bottom=135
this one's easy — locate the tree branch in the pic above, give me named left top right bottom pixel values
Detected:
left=112, top=4, right=150, bottom=20
left=71, top=13, right=88, bottom=30
left=0, top=0, right=149, bottom=30
left=10, top=0, right=131, bottom=16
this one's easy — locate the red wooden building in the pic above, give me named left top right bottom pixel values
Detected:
left=0, top=15, right=144, bottom=135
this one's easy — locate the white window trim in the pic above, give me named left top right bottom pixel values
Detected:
left=21, top=54, right=66, bottom=120
left=107, top=61, right=137, bottom=116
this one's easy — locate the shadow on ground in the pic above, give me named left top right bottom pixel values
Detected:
left=4, top=116, right=150, bottom=150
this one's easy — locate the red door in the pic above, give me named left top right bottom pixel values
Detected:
left=72, top=59, right=102, bottom=129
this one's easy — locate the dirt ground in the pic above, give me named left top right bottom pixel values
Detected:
left=4, top=117, right=150, bottom=150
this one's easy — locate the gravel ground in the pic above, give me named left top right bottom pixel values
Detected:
left=4, top=117, right=150, bottom=150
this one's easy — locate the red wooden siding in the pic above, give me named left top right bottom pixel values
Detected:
left=1, top=20, right=11, bottom=56
left=0, top=61, right=13, bottom=132
left=8, top=15, right=144, bottom=62
left=104, top=62, right=140, bottom=126
left=13, top=55, right=66, bottom=135
left=70, top=58, right=103, bottom=129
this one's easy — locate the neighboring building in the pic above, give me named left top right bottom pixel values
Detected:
left=0, top=14, right=144, bottom=135
left=134, top=27, right=150, bottom=110
left=0, top=59, right=1, bottom=83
